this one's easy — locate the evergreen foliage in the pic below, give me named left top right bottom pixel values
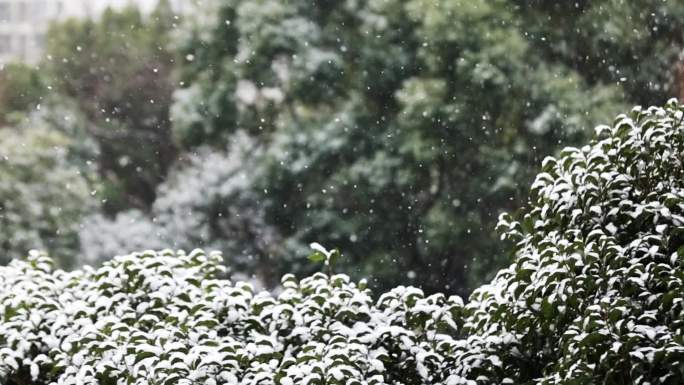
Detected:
left=3, top=101, right=684, bottom=384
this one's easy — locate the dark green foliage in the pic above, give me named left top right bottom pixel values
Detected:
left=44, top=4, right=178, bottom=212
left=0, top=63, right=45, bottom=126
left=172, top=0, right=626, bottom=294
left=512, top=0, right=684, bottom=105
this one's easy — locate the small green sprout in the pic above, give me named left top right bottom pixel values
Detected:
left=308, top=242, right=339, bottom=275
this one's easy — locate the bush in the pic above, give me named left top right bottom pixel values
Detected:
left=463, top=99, right=684, bottom=384
left=0, top=250, right=463, bottom=385
left=2, top=100, right=684, bottom=384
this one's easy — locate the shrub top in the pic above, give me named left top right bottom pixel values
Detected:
left=465, top=99, right=684, bottom=383
left=0, top=249, right=463, bottom=385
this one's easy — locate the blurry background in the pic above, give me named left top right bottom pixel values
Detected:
left=0, top=0, right=683, bottom=296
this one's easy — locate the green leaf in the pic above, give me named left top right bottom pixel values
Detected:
left=134, top=351, right=156, bottom=365
left=308, top=251, right=326, bottom=263
left=328, top=249, right=340, bottom=267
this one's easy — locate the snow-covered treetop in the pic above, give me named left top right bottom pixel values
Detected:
left=2, top=100, right=684, bottom=384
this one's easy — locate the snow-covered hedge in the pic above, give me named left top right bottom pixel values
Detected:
left=468, top=99, right=684, bottom=384
left=0, top=249, right=464, bottom=385
left=2, top=100, right=684, bottom=384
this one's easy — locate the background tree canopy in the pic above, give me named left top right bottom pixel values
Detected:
left=1, top=0, right=684, bottom=296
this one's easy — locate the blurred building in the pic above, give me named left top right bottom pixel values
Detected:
left=0, top=0, right=61, bottom=64
left=0, top=0, right=181, bottom=65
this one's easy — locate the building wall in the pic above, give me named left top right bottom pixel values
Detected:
left=0, top=0, right=65, bottom=64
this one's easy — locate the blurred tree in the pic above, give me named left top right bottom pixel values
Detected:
left=169, top=0, right=626, bottom=295
left=79, top=132, right=289, bottom=283
left=0, top=127, right=95, bottom=268
left=511, top=0, right=684, bottom=104
left=44, top=2, right=178, bottom=213
left=23, top=0, right=680, bottom=296
left=0, top=63, right=45, bottom=126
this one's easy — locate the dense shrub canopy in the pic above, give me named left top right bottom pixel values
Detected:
left=466, top=99, right=684, bottom=383
left=0, top=250, right=464, bottom=385
left=2, top=101, right=684, bottom=384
